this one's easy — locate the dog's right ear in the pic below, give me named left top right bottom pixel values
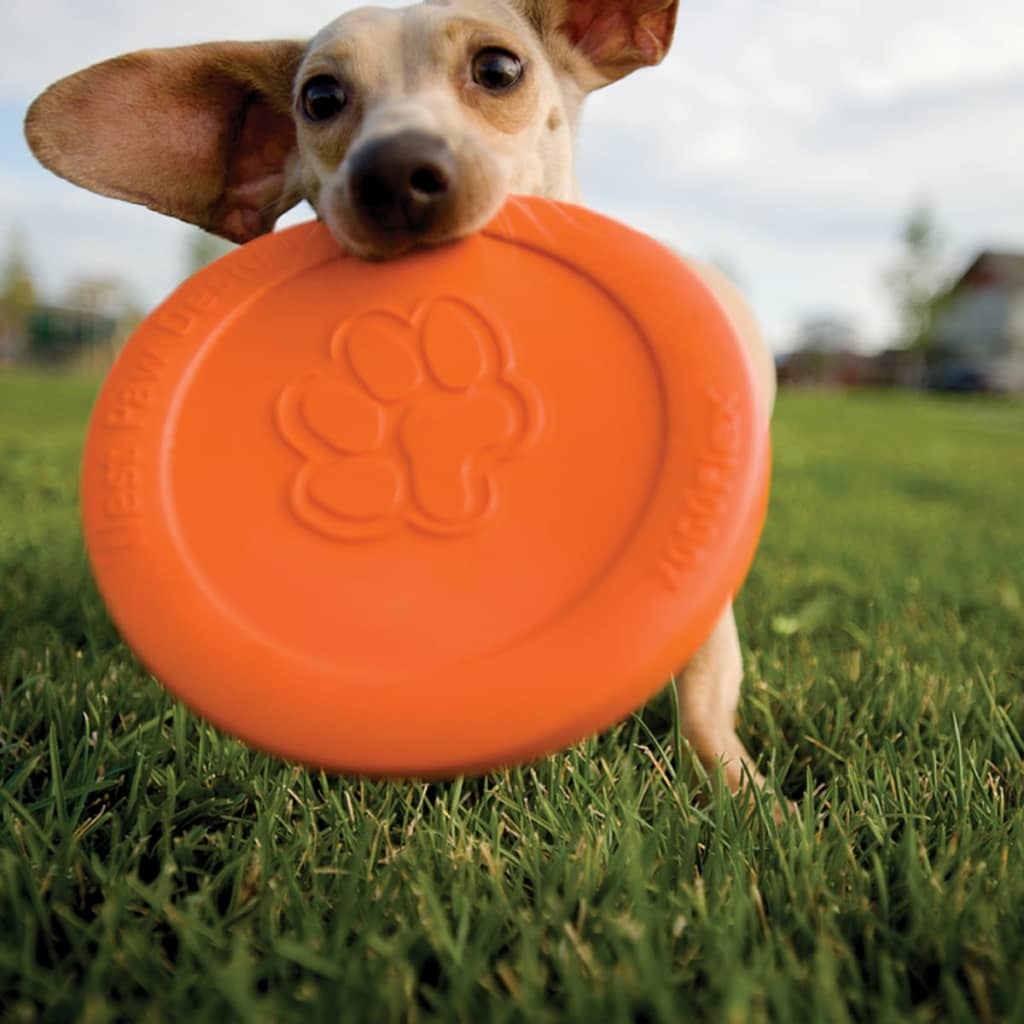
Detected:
left=24, top=41, right=307, bottom=243
left=515, top=0, right=679, bottom=88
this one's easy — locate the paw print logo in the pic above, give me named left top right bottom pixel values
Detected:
left=275, top=297, right=542, bottom=541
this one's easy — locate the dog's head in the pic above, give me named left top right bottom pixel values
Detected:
left=25, top=0, right=678, bottom=260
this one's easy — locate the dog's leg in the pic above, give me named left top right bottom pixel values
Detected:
left=671, top=262, right=788, bottom=814
left=674, top=602, right=766, bottom=795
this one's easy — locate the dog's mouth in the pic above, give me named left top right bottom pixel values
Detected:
left=325, top=215, right=492, bottom=262
left=321, top=130, right=506, bottom=261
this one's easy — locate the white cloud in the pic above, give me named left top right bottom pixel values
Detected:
left=3, top=0, right=1024, bottom=351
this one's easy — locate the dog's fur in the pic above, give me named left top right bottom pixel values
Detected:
left=25, top=0, right=779, bottom=800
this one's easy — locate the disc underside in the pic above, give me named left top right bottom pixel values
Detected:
left=81, top=197, right=769, bottom=776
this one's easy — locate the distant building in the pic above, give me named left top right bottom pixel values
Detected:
left=776, top=347, right=874, bottom=389
left=777, top=345, right=928, bottom=391
left=0, top=304, right=118, bottom=365
left=775, top=314, right=873, bottom=389
left=27, top=305, right=118, bottom=362
left=866, top=346, right=926, bottom=390
left=927, top=251, right=1024, bottom=393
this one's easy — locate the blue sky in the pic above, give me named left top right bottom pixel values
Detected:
left=3, top=0, right=1023, bottom=351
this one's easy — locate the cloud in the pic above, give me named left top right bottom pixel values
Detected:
left=1, top=1, right=361, bottom=101
left=3, top=0, right=1023, bottom=351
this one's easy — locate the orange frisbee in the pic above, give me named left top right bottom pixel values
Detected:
left=81, top=196, right=770, bottom=777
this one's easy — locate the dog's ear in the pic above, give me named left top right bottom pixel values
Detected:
left=515, top=0, right=678, bottom=87
left=24, top=41, right=307, bottom=243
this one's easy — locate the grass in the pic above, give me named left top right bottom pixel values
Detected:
left=1, top=369, right=1023, bottom=1022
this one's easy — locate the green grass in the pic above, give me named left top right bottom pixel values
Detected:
left=1, top=370, right=1022, bottom=1022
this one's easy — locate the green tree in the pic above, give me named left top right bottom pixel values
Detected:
left=884, top=202, right=949, bottom=350
left=63, top=275, right=142, bottom=323
left=0, top=228, right=38, bottom=323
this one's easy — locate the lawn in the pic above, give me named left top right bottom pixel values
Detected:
left=1, top=370, right=1022, bottom=1022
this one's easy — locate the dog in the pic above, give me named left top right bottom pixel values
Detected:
left=25, top=0, right=779, bottom=802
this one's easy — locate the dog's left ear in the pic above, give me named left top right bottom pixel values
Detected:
left=516, top=0, right=679, bottom=87
left=24, top=41, right=306, bottom=243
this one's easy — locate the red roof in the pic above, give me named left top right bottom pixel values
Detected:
left=957, top=251, right=1024, bottom=291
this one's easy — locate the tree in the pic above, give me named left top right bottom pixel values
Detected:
left=0, top=230, right=38, bottom=361
left=884, top=202, right=949, bottom=350
left=0, top=228, right=38, bottom=323
left=63, top=275, right=142, bottom=324
left=793, top=313, right=858, bottom=354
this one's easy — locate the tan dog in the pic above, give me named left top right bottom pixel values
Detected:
left=25, top=0, right=778, bottom=800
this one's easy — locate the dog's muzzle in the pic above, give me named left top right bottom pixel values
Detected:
left=345, top=130, right=457, bottom=236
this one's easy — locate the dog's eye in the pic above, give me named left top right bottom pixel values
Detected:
left=471, top=48, right=523, bottom=91
left=301, top=76, right=346, bottom=122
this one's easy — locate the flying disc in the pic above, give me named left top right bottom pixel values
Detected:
left=81, top=196, right=770, bottom=777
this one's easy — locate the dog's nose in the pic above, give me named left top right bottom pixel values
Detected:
left=347, top=131, right=456, bottom=234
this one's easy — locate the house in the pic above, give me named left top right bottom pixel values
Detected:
left=927, top=250, right=1024, bottom=393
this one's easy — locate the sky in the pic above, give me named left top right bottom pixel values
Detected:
left=2, top=0, right=1023, bottom=352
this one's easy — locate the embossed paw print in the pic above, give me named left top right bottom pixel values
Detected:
left=276, top=297, right=541, bottom=540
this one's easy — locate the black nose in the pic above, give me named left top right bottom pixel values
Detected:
left=347, top=131, right=456, bottom=234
